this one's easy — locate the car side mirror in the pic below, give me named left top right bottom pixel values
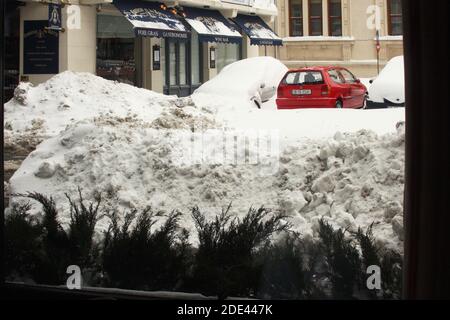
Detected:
left=260, top=83, right=266, bottom=89
left=369, top=79, right=374, bottom=84
left=355, top=79, right=361, bottom=84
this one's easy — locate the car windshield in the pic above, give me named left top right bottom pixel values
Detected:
left=284, top=71, right=324, bottom=85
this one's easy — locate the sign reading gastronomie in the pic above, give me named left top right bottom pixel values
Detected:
left=23, top=20, right=59, bottom=74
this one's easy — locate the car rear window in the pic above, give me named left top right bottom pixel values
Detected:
left=284, top=71, right=324, bottom=85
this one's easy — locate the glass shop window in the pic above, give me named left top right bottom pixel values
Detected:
left=96, top=15, right=137, bottom=86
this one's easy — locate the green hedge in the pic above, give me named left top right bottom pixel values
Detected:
left=5, top=191, right=402, bottom=299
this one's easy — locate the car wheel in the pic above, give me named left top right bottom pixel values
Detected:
left=335, top=99, right=343, bottom=109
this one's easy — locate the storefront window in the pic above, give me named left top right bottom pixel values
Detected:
left=96, top=15, right=137, bottom=86
left=169, top=42, right=177, bottom=86
left=161, top=40, right=166, bottom=85
left=216, top=43, right=241, bottom=73
left=191, top=32, right=201, bottom=85
left=179, top=42, right=187, bottom=85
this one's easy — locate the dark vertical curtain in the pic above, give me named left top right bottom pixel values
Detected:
left=403, top=0, right=450, bottom=299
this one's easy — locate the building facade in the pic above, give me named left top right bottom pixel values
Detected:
left=4, top=0, right=404, bottom=101
left=271, top=0, right=404, bottom=77
left=10, top=0, right=281, bottom=97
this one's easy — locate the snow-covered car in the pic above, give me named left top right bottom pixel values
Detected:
left=194, top=57, right=288, bottom=109
left=367, top=56, right=405, bottom=109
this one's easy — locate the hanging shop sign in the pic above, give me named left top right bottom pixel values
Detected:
left=23, top=20, right=59, bottom=74
left=48, top=3, right=62, bottom=30
left=152, top=45, right=161, bottom=71
left=210, top=47, right=216, bottom=69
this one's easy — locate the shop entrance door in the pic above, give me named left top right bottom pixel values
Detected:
left=165, top=39, right=190, bottom=97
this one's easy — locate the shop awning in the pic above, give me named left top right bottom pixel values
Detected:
left=182, top=7, right=242, bottom=44
left=114, top=0, right=189, bottom=39
left=232, top=14, right=283, bottom=46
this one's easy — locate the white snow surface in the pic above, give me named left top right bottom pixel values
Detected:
left=5, top=58, right=406, bottom=251
left=368, top=56, right=405, bottom=104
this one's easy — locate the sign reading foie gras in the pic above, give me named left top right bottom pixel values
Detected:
left=23, top=20, right=59, bottom=74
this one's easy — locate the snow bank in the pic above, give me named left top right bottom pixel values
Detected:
left=193, top=56, right=288, bottom=109
left=368, top=56, right=405, bottom=104
left=6, top=67, right=406, bottom=251
left=9, top=122, right=406, bottom=252
left=4, top=71, right=178, bottom=135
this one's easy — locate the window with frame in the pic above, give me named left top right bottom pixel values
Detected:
left=96, top=15, right=137, bottom=86
left=309, top=0, right=323, bottom=36
left=339, top=68, right=358, bottom=83
left=284, top=71, right=324, bottom=84
left=388, top=0, right=403, bottom=35
left=289, top=0, right=303, bottom=37
left=328, top=69, right=344, bottom=83
left=328, top=0, right=342, bottom=36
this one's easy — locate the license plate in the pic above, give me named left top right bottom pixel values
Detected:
left=292, top=89, right=311, bottom=95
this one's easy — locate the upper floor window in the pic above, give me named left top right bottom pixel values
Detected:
left=289, top=0, right=303, bottom=36
left=309, top=0, right=323, bottom=36
left=387, top=0, right=403, bottom=35
left=328, top=0, right=342, bottom=36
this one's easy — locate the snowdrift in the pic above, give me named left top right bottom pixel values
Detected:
left=9, top=120, right=405, bottom=251
left=5, top=65, right=406, bottom=251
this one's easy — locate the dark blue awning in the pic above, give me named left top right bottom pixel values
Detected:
left=183, top=7, right=242, bottom=44
left=232, top=14, right=282, bottom=46
left=114, top=0, right=190, bottom=39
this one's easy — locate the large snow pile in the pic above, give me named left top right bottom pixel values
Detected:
left=9, top=120, right=405, bottom=251
left=3, top=71, right=199, bottom=154
left=368, top=56, right=405, bottom=105
left=5, top=63, right=406, bottom=252
left=193, top=56, right=288, bottom=109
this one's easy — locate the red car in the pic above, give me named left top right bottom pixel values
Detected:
left=276, top=66, right=368, bottom=109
